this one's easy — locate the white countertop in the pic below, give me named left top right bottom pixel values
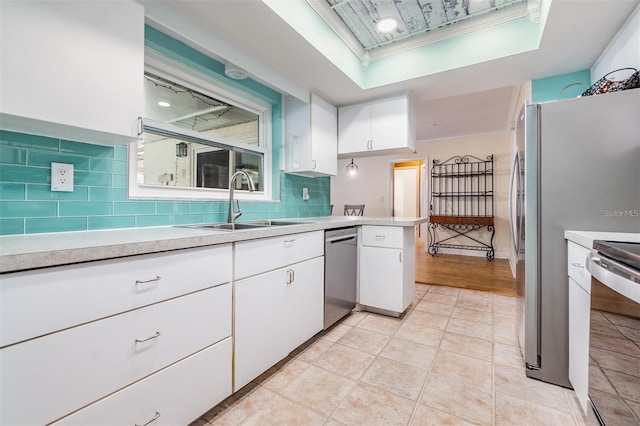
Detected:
left=0, top=216, right=427, bottom=273
left=564, top=230, right=640, bottom=249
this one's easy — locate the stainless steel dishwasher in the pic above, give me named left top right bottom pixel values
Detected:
left=324, top=227, right=357, bottom=329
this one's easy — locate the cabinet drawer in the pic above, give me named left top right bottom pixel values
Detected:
left=1, top=244, right=231, bottom=347
left=567, top=241, right=592, bottom=293
left=361, top=226, right=404, bottom=249
left=54, top=339, right=232, bottom=426
left=235, top=231, right=323, bottom=279
left=0, top=284, right=231, bottom=426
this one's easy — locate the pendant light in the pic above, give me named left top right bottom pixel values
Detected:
left=346, top=158, right=358, bottom=177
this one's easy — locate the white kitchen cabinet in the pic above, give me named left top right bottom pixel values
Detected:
left=338, top=94, right=415, bottom=157
left=1, top=244, right=232, bottom=348
left=0, top=245, right=232, bottom=425
left=234, top=232, right=324, bottom=390
left=567, top=241, right=593, bottom=414
left=358, top=226, right=415, bottom=315
left=284, top=93, right=338, bottom=177
left=1, top=285, right=231, bottom=426
left=54, top=339, right=232, bottom=426
left=0, top=0, right=144, bottom=146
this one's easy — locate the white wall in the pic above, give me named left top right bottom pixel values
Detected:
left=591, top=3, right=640, bottom=81
left=331, top=132, right=512, bottom=259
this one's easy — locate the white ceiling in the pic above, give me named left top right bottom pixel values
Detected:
left=146, top=0, right=638, bottom=142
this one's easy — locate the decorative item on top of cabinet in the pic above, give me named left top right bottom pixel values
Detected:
left=284, top=93, right=338, bottom=177
left=0, top=0, right=144, bottom=146
left=428, top=155, right=495, bottom=260
left=338, top=93, right=415, bottom=157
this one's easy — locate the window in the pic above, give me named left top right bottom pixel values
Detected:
left=129, top=54, right=272, bottom=200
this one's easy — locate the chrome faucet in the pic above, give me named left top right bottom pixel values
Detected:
left=227, top=170, right=256, bottom=225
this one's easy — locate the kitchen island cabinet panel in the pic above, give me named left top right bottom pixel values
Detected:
left=358, top=226, right=415, bottom=315
left=0, top=244, right=232, bottom=348
left=0, top=284, right=231, bottom=426
left=54, top=339, right=232, bottom=426
left=0, top=0, right=144, bottom=146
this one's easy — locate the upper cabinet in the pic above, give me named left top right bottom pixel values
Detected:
left=284, top=93, right=338, bottom=177
left=0, top=0, right=144, bottom=146
left=338, top=94, right=416, bottom=157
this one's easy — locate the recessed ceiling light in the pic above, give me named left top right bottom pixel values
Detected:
left=376, top=17, right=397, bottom=33
left=158, top=101, right=171, bottom=107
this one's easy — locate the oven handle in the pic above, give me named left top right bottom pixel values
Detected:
left=586, top=252, right=640, bottom=303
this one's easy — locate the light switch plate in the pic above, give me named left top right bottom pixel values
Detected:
left=51, top=162, right=74, bottom=192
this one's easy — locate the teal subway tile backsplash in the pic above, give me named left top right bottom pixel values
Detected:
left=89, top=187, right=128, bottom=202
left=59, top=202, right=112, bottom=216
left=27, top=150, right=90, bottom=170
left=0, top=136, right=331, bottom=235
left=27, top=184, right=88, bottom=201
left=0, top=165, right=50, bottom=184
left=88, top=216, right=135, bottom=230
left=0, top=130, right=59, bottom=151
left=0, top=218, right=24, bottom=235
left=136, top=214, right=173, bottom=228
left=60, top=140, right=115, bottom=157
left=114, top=146, right=128, bottom=161
left=114, top=201, right=156, bottom=215
left=1, top=146, right=27, bottom=165
left=90, top=158, right=127, bottom=174
left=0, top=183, right=26, bottom=200
left=26, top=217, right=87, bottom=234
left=1, top=200, right=57, bottom=217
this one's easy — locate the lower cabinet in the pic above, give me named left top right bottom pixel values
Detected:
left=358, top=226, right=415, bottom=315
left=234, top=256, right=324, bottom=390
left=567, top=241, right=593, bottom=414
left=54, top=339, right=232, bottom=426
left=0, top=284, right=231, bottom=425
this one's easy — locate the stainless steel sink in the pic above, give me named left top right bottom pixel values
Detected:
left=176, top=220, right=302, bottom=231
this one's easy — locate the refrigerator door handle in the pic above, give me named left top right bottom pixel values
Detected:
left=509, top=151, right=520, bottom=255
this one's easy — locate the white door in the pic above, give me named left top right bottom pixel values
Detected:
left=393, top=167, right=418, bottom=217
left=286, top=257, right=324, bottom=352
left=359, top=246, right=403, bottom=312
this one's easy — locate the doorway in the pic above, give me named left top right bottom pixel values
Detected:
left=392, top=160, right=426, bottom=241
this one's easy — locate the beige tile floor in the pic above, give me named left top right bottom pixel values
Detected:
left=192, top=284, right=589, bottom=426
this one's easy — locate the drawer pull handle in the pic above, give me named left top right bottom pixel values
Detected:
left=135, top=331, right=161, bottom=343
left=284, top=239, right=296, bottom=246
left=135, top=276, right=161, bottom=285
left=375, top=235, right=386, bottom=240
left=571, top=262, right=583, bottom=268
left=136, top=411, right=160, bottom=426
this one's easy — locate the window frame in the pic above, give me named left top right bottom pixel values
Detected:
left=128, top=49, right=273, bottom=201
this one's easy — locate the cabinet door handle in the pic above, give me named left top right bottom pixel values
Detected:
left=312, top=160, right=316, bottom=170
left=291, top=269, right=295, bottom=283
left=135, top=331, right=161, bottom=343
left=284, top=239, right=296, bottom=247
left=571, top=262, right=583, bottom=268
left=137, top=116, right=143, bottom=137
left=286, top=269, right=295, bottom=284
left=399, top=252, right=402, bottom=263
left=375, top=235, right=386, bottom=240
left=136, top=411, right=160, bottom=426
left=135, top=276, right=161, bottom=285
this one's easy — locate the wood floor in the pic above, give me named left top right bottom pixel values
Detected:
left=415, top=242, right=516, bottom=297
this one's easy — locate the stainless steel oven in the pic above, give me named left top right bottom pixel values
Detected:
left=586, top=241, right=640, bottom=425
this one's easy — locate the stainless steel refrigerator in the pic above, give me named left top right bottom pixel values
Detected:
left=511, top=88, right=640, bottom=387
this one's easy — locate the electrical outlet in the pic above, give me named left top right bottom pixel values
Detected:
left=51, top=162, right=74, bottom=192
left=302, top=187, right=309, bottom=200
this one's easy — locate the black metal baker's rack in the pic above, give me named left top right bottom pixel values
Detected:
left=428, top=154, right=495, bottom=260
